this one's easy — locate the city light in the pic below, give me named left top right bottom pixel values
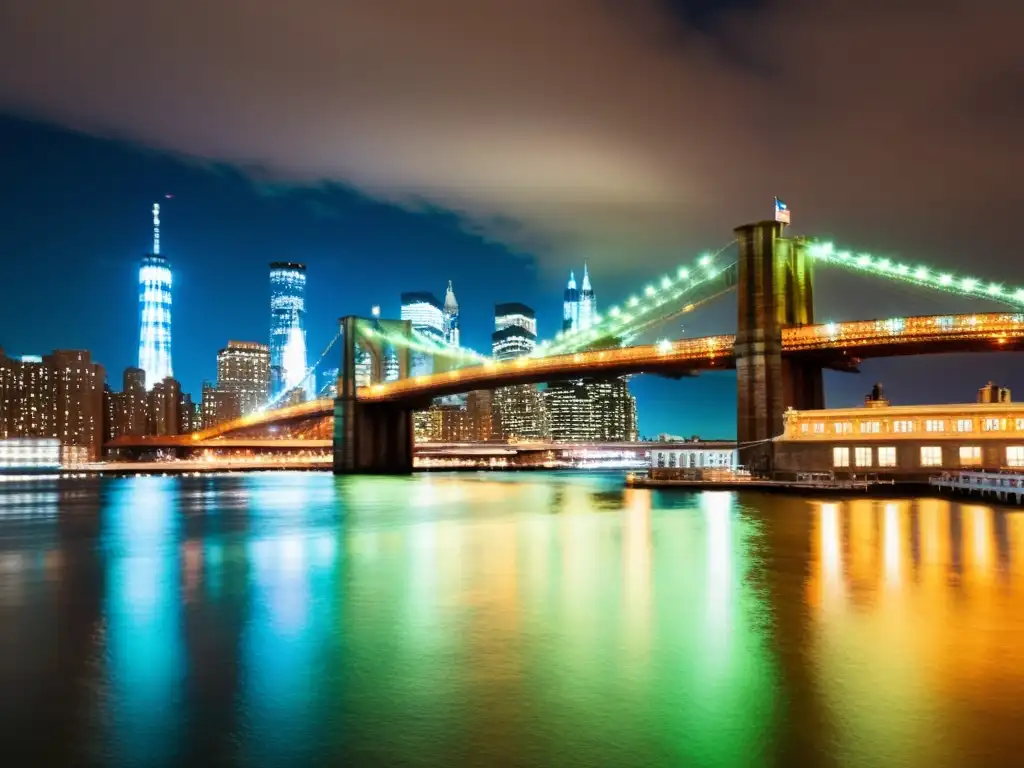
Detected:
left=808, top=240, right=1024, bottom=308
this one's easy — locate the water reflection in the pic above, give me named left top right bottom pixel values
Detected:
left=101, top=477, right=185, bottom=765
left=809, top=497, right=1024, bottom=764
left=2, top=475, right=1024, bottom=765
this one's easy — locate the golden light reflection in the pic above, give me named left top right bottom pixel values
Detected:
left=806, top=497, right=1024, bottom=763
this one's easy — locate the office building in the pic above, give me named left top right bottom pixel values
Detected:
left=466, top=390, right=495, bottom=441
left=493, top=302, right=537, bottom=360
left=545, top=381, right=592, bottom=442
left=217, top=341, right=270, bottom=415
left=201, top=381, right=242, bottom=429
left=269, top=261, right=309, bottom=398
left=444, top=281, right=460, bottom=347
left=0, top=348, right=13, bottom=439
left=588, top=378, right=638, bottom=441
left=44, top=350, right=105, bottom=460
left=120, top=367, right=148, bottom=436
left=578, top=264, right=596, bottom=330
left=0, top=348, right=104, bottom=460
left=401, top=292, right=445, bottom=377
left=562, top=272, right=579, bottom=331
left=148, top=376, right=181, bottom=437
left=137, top=202, right=173, bottom=389
left=545, top=377, right=637, bottom=443
left=490, top=302, right=547, bottom=440
left=562, top=264, right=597, bottom=333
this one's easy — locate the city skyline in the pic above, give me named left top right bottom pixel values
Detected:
left=1, top=117, right=1023, bottom=439
left=2, top=2, right=1024, bottom=440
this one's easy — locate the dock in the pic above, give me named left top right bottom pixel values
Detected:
left=626, top=470, right=906, bottom=495
left=929, top=470, right=1024, bottom=504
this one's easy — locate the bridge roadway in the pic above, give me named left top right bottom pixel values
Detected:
left=108, top=311, right=1024, bottom=450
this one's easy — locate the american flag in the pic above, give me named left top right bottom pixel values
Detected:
left=774, top=197, right=790, bottom=224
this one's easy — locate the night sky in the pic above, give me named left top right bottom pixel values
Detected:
left=0, top=0, right=1022, bottom=438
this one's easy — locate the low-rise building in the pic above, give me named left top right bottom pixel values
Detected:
left=776, top=385, right=1024, bottom=478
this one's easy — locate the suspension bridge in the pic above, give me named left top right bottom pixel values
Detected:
left=109, top=220, right=1024, bottom=473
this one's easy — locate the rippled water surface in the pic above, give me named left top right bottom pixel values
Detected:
left=1, top=471, right=1024, bottom=767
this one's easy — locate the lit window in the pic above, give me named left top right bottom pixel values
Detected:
left=1007, top=447, right=1024, bottom=468
left=924, top=420, right=945, bottom=433
left=893, top=420, right=914, bottom=433
left=877, top=446, right=897, bottom=467
left=813, top=423, right=825, bottom=434
left=920, top=446, right=942, bottom=467
left=983, top=418, right=1003, bottom=432
left=833, top=447, right=850, bottom=467
left=955, top=419, right=973, bottom=432
left=800, top=423, right=808, bottom=434
left=834, top=422, right=852, bottom=435
left=959, top=446, right=982, bottom=466
left=859, top=421, right=880, bottom=434
left=854, top=446, right=872, bottom=467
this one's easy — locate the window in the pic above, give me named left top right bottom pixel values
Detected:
left=959, top=446, right=981, bottom=466
left=925, top=419, right=945, bottom=433
left=955, top=419, right=973, bottom=433
left=893, top=420, right=914, bottom=433
left=983, top=418, right=1003, bottom=432
left=877, top=446, right=897, bottom=467
left=833, top=447, right=850, bottom=467
left=813, top=422, right=825, bottom=434
left=1015, top=418, right=1024, bottom=431
left=834, top=422, right=852, bottom=435
left=800, top=422, right=809, bottom=434
left=1007, top=447, right=1024, bottom=468
left=859, top=421, right=880, bottom=434
left=854, top=446, right=872, bottom=467
left=920, top=446, right=942, bottom=467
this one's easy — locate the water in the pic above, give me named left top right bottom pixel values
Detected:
left=1, top=472, right=1023, bottom=767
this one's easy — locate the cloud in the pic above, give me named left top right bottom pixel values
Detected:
left=0, top=0, right=1021, bottom=278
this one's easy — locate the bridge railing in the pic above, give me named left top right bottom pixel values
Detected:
left=782, top=312, right=1024, bottom=350
left=358, top=335, right=735, bottom=401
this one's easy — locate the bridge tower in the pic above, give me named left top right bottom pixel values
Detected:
left=734, top=221, right=821, bottom=472
left=333, top=315, right=416, bottom=474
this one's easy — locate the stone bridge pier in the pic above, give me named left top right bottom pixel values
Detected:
left=332, top=315, right=417, bottom=474
left=734, top=221, right=821, bottom=473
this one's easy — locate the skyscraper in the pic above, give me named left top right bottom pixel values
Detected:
left=401, top=292, right=445, bottom=378
left=545, top=378, right=637, bottom=442
left=269, top=261, right=309, bottom=398
left=492, top=302, right=537, bottom=360
left=138, top=201, right=172, bottom=388
left=578, top=264, right=596, bottom=330
left=492, top=302, right=547, bottom=441
left=217, top=341, right=271, bottom=415
left=562, top=271, right=579, bottom=331
left=562, top=265, right=596, bottom=333
left=444, top=281, right=460, bottom=347
left=0, top=349, right=105, bottom=460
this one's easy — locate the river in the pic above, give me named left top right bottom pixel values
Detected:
left=0, top=471, right=1022, bottom=766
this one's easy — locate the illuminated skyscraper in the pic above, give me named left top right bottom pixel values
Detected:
left=492, top=302, right=547, bottom=440
left=401, top=292, right=445, bottom=377
left=269, top=262, right=308, bottom=398
left=562, top=271, right=579, bottom=331
left=562, top=265, right=596, bottom=332
left=492, top=302, right=537, bottom=360
left=138, top=201, right=172, bottom=389
left=578, top=264, right=596, bottom=330
left=217, top=341, right=271, bottom=415
left=444, top=281, right=460, bottom=347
